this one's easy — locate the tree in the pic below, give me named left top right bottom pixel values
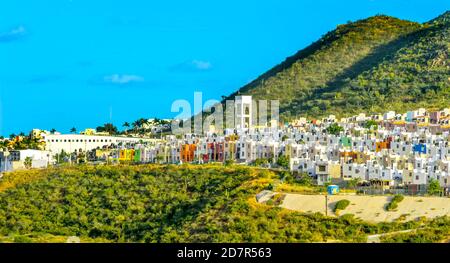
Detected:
left=365, top=120, right=378, bottom=130
left=50, top=128, right=57, bottom=134
left=24, top=157, right=32, bottom=169
left=54, top=150, right=70, bottom=164
left=254, top=158, right=269, bottom=167
left=224, top=159, right=235, bottom=166
left=96, top=123, right=118, bottom=135
left=427, top=179, right=442, bottom=196
left=276, top=155, right=289, bottom=169
left=326, top=123, right=344, bottom=135
left=294, top=173, right=313, bottom=186
left=122, top=122, right=130, bottom=133
left=132, top=120, right=141, bottom=134
left=70, top=127, right=77, bottom=134
left=347, top=178, right=361, bottom=189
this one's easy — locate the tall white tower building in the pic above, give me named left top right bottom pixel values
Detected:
left=235, top=95, right=252, bottom=129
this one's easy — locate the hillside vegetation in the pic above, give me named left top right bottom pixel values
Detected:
left=226, top=12, right=450, bottom=120
left=0, top=165, right=449, bottom=243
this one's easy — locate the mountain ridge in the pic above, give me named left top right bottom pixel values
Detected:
left=224, top=11, right=450, bottom=120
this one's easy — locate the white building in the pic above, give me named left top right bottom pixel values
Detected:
left=235, top=95, right=253, bottom=129
left=42, top=134, right=154, bottom=156
left=10, top=149, right=53, bottom=169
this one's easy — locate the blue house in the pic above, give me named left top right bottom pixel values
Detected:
left=413, top=144, right=427, bottom=154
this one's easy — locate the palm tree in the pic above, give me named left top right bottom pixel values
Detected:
left=132, top=121, right=140, bottom=134
left=103, top=123, right=118, bottom=135
left=50, top=128, right=56, bottom=134
left=70, top=127, right=77, bottom=134
left=141, top=118, right=151, bottom=133
left=138, top=118, right=147, bottom=129
left=9, top=134, right=16, bottom=140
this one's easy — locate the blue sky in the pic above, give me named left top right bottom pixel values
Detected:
left=0, top=0, right=449, bottom=136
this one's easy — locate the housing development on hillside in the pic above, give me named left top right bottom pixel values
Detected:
left=1, top=96, right=449, bottom=195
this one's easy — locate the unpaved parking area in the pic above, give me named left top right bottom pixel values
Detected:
left=280, top=193, right=450, bottom=222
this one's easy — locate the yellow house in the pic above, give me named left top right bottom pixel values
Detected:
left=119, top=149, right=135, bottom=161
left=80, top=128, right=96, bottom=135
left=225, top=141, right=237, bottom=160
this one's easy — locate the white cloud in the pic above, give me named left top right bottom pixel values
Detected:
left=0, top=25, right=27, bottom=42
left=170, top=60, right=213, bottom=72
left=103, top=74, right=144, bottom=84
left=191, top=60, right=212, bottom=70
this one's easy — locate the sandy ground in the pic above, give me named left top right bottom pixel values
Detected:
left=280, top=193, right=450, bottom=222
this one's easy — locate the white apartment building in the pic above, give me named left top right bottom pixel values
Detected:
left=42, top=134, right=153, bottom=156
left=235, top=95, right=253, bottom=129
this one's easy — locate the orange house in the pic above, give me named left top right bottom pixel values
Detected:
left=180, top=144, right=196, bottom=162
left=376, top=141, right=389, bottom=152
left=340, top=151, right=358, bottom=160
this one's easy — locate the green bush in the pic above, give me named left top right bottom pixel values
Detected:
left=13, top=235, right=33, bottom=243
left=427, top=179, right=442, bottom=196
left=387, top=194, right=404, bottom=211
left=276, top=155, right=289, bottom=169
left=334, top=199, right=351, bottom=213
left=224, top=159, right=235, bottom=166
left=0, top=165, right=449, bottom=243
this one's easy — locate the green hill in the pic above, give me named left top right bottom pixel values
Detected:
left=0, top=165, right=449, bottom=243
left=227, top=12, right=450, bottom=120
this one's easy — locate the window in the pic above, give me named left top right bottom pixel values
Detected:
left=244, top=105, right=250, bottom=115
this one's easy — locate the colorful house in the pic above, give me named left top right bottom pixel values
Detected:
left=180, top=144, right=196, bottom=163
left=413, top=144, right=427, bottom=154
left=119, top=149, right=135, bottom=161
left=134, top=149, right=142, bottom=162
left=340, top=137, right=352, bottom=147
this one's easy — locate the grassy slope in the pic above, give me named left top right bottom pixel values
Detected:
left=227, top=12, right=450, bottom=120
left=0, top=165, right=448, bottom=243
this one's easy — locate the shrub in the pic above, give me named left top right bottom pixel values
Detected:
left=13, top=235, right=33, bottom=243
left=276, top=155, right=289, bottom=169
left=294, top=173, right=313, bottom=186
left=224, top=159, right=235, bottom=166
left=387, top=194, right=404, bottom=211
left=334, top=199, right=351, bottom=213
left=427, top=179, right=442, bottom=196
